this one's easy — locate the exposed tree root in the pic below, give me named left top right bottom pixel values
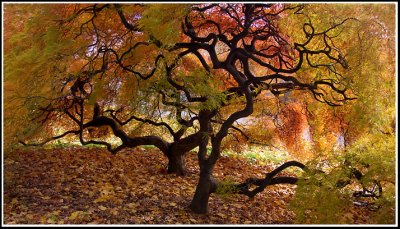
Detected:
left=232, top=161, right=305, bottom=198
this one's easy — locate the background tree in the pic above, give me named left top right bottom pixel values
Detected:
left=5, top=4, right=210, bottom=176
left=287, top=4, right=396, bottom=223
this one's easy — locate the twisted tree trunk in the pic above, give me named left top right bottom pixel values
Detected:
left=189, top=171, right=218, bottom=214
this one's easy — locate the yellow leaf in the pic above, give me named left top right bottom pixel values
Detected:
left=40, top=216, right=47, bottom=224
left=111, top=208, right=119, bottom=215
left=189, top=218, right=197, bottom=223
left=216, top=212, right=227, bottom=218
left=98, top=205, right=107, bottom=211
left=47, top=218, right=56, bottom=224
left=50, top=210, right=61, bottom=216
left=11, top=198, right=18, bottom=205
left=127, top=202, right=139, bottom=208
left=94, top=194, right=113, bottom=203
left=69, top=211, right=85, bottom=221
left=125, top=178, right=133, bottom=187
left=169, top=202, right=177, bottom=207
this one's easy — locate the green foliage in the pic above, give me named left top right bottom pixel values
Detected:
left=345, top=133, right=396, bottom=184
left=345, top=133, right=396, bottom=224
left=222, top=145, right=293, bottom=167
left=87, top=76, right=106, bottom=105
left=289, top=171, right=353, bottom=224
left=289, top=132, right=396, bottom=224
left=215, top=177, right=238, bottom=200
left=370, top=186, right=396, bottom=224
left=176, top=67, right=227, bottom=110
left=4, top=4, right=77, bottom=148
left=341, top=5, right=395, bottom=138
left=344, top=28, right=395, bottom=139
left=139, top=4, right=190, bottom=48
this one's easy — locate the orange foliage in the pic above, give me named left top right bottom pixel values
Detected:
left=185, top=4, right=295, bottom=72
left=276, top=102, right=310, bottom=159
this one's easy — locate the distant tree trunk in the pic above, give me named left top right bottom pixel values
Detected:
left=167, top=151, right=186, bottom=176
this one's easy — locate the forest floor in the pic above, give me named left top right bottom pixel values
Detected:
left=3, top=146, right=374, bottom=225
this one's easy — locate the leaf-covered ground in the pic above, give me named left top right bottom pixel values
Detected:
left=3, top=147, right=373, bottom=224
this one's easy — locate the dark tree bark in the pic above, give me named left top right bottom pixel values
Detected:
left=167, top=150, right=187, bottom=176
left=188, top=109, right=218, bottom=213
left=189, top=172, right=218, bottom=214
